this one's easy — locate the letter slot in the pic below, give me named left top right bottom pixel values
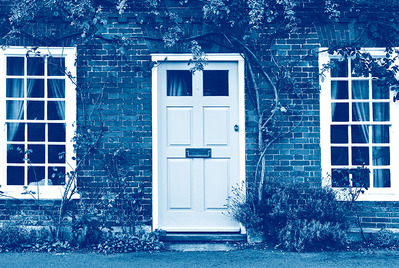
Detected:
left=185, top=148, right=212, bottom=158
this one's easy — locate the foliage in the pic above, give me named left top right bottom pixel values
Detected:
left=371, top=228, right=398, bottom=249
left=228, top=180, right=350, bottom=251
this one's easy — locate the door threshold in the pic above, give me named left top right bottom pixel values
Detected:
left=160, top=232, right=247, bottom=243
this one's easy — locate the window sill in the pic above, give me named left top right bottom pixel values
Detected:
left=333, top=187, right=399, bottom=201
left=0, top=186, right=80, bottom=200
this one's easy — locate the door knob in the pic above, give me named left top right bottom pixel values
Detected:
left=234, top=125, right=239, bottom=132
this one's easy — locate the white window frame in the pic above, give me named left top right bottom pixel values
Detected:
left=320, top=48, right=399, bottom=201
left=0, top=47, right=77, bottom=200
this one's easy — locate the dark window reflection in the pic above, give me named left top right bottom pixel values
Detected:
left=331, top=59, right=348, bottom=77
left=372, top=125, right=389, bottom=143
left=48, top=166, right=65, bottom=185
left=203, top=70, right=229, bottom=96
left=28, top=166, right=45, bottom=184
left=28, top=144, right=45, bottom=163
left=331, top=81, right=348, bottom=100
left=6, top=100, right=24, bottom=120
left=28, top=123, right=45, bottom=142
left=7, top=144, right=24, bottom=163
left=7, top=123, right=24, bottom=142
left=48, top=79, right=65, bottom=98
left=352, top=80, right=369, bottom=99
left=48, top=145, right=66, bottom=164
left=48, top=57, right=65, bottom=76
left=330, top=125, right=348, bottom=143
left=7, top=166, right=24, bottom=185
left=352, top=102, right=369, bottom=121
left=331, top=147, right=348, bottom=165
left=373, top=103, right=390, bottom=122
left=332, top=169, right=350, bottom=187
left=351, top=168, right=370, bottom=188
left=47, top=101, right=65, bottom=120
left=352, top=147, right=369, bottom=165
left=27, top=101, right=44, bottom=120
left=372, top=80, right=390, bottom=100
left=6, top=79, right=24, bottom=97
left=48, top=123, right=66, bottom=142
left=28, top=79, right=45, bottom=98
left=167, top=70, right=192, bottom=96
left=351, top=125, right=369, bottom=144
left=372, top=147, right=390, bottom=166
left=373, top=169, right=390, bottom=188
left=27, top=57, right=44, bottom=76
left=7, top=57, right=24, bottom=76
left=331, top=103, right=349, bottom=122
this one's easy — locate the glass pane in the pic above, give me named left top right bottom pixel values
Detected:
left=331, top=103, right=349, bottom=122
left=352, top=147, right=369, bottom=165
left=373, top=103, right=390, bottom=122
left=48, top=166, right=65, bottom=185
left=6, top=79, right=24, bottom=97
left=331, top=59, right=348, bottom=77
left=27, top=79, right=44, bottom=98
left=372, top=80, right=389, bottom=100
left=28, top=166, right=45, bottom=185
left=352, top=102, right=369, bottom=121
left=6, top=100, right=24, bottom=120
left=7, top=166, right=24, bottom=185
left=331, top=147, right=348, bottom=165
left=331, top=81, right=348, bottom=100
left=372, top=147, right=390, bottom=166
left=48, top=101, right=65, bottom=120
left=203, top=70, right=229, bottom=96
left=331, top=125, right=348, bottom=143
left=352, top=80, right=369, bottom=99
left=27, top=144, right=45, bottom=163
left=7, top=57, right=24, bottom=76
left=331, top=169, right=349, bottom=187
left=27, top=57, right=44, bottom=76
left=7, top=144, right=24, bottom=163
left=351, top=168, right=370, bottom=188
left=48, top=123, right=66, bottom=142
left=7, top=123, right=24, bottom=141
left=351, top=125, right=369, bottom=143
left=373, top=169, right=390, bottom=188
left=48, top=79, right=65, bottom=98
left=48, top=57, right=65, bottom=76
left=48, top=145, right=66, bottom=163
left=372, top=125, right=389, bottom=143
left=28, top=123, right=45, bottom=141
left=27, top=101, right=44, bottom=120
left=167, top=70, right=192, bottom=96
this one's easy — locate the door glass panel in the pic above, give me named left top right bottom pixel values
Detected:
left=373, top=103, right=390, bottom=122
left=352, top=102, right=369, bottom=121
left=331, top=147, right=348, bottom=165
left=7, top=57, right=24, bottom=76
left=331, top=103, right=349, bottom=122
left=7, top=166, right=24, bottom=185
left=203, top=70, right=229, bottom=96
left=6, top=79, right=24, bottom=97
left=373, top=169, right=390, bottom=188
left=352, top=147, right=369, bottom=165
left=351, top=125, right=369, bottom=143
left=331, top=59, right=348, bottom=77
left=372, top=125, right=389, bottom=143
left=330, top=125, right=348, bottom=143
left=167, top=70, right=192, bottom=96
left=28, top=79, right=44, bottom=98
left=352, top=80, right=369, bottom=99
left=372, top=147, right=390, bottom=166
left=27, top=57, right=44, bottom=76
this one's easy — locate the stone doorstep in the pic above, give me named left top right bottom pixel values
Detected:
left=166, top=242, right=237, bottom=252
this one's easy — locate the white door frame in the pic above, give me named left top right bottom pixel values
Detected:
left=151, top=53, right=245, bottom=231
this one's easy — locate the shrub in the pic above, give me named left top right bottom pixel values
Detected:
left=228, top=179, right=350, bottom=251
left=372, top=228, right=397, bottom=248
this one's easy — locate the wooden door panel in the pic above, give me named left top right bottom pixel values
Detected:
left=167, top=158, right=192, bottom=209
left=203, top=106, right=230, bottom=146
left=167, top=106, right=193, bottom=146
left=204, top=158, right=230, bottom=209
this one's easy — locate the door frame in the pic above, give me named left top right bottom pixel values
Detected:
left=151, top=53, right=245, bottom=231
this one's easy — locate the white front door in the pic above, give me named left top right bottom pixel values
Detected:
left=153, top=55, right=244, bottom=232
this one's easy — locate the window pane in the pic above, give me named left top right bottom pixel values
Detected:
left=48, top=57, right=65, bottom=76
left=352, top=147, right=369, bottom=165
left=6, top=79, right=24, bottom=97
left=372, top=125, right=389, bottom=143
left=331, top=81, right=348, bottom=100
left=372, top=147, right=390, bottom=166
left=27, top=79, right=44, bottom=98
left=28, top=144, right=45, bottom=163
left=48, top=101, right=65, bottom=120
left=48, top=166, right=65, bottom=185
left=331, top=147, right=348, bottom=165
left=28, top=166, right=45, bottom=185
left=351, top=168, right=370, bottom=188
left=48, top=79, right=65, bottom=98
left=331, top=125, right=348, bottom=143
left=48, top=123, right=66, bottom=142
left=7, top=166, right=24, bottom=185
left=27, top=101, right=44, bottom=120
left=373, top=169, right=390, bottom=188
left=372, top=80, right=390, bottom=100
left=352, top=102, right=369, bottom=121
left=331, top=169, right=349, bottom=187
left=352, top=80, right=369, bottom=99
left=27, top=57, right=44, bottom=76
left=6, top=100, right=24, bottom=120
left=373, top=103, right=390, bottom=122
left=331, top=59, right=348, bottom=77
left=28, top=123, right=45, bottom=141
left=167, top=70, right=192, bottom=96
left=7, top=123, right=24, bottom=142
left=7, top=57, right=24, bottom=76
left=331, top=103, right=349, bottom=122
left=48, top=145, right=66, bottom=163
left=351, top=125, right=369, bottom=143
left=7, top=144, right=24, bottom=163
left=203, top=70, right=229, bottom=96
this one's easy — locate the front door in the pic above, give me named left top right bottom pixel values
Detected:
left=153, top=55, right=244, bottom=232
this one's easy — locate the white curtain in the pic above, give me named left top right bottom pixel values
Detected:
left=48, top=79, right=65, bottom=123
left=167, top=71, right=190, bottom=96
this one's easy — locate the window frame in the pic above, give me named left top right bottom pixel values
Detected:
left=320, top=48, right=399, bottom=201
left=0, top=47, right=77, bottom=200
